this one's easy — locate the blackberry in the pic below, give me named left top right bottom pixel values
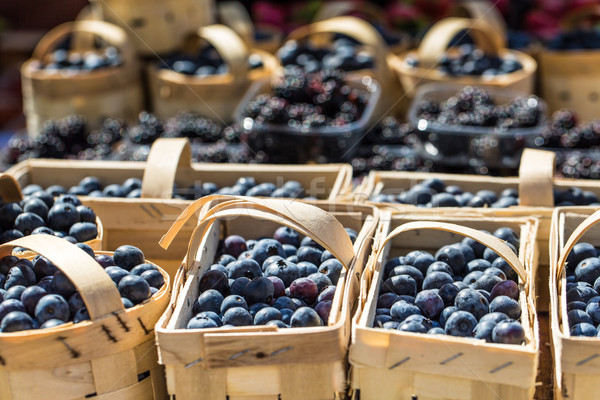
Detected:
left=128, top=112, right=164, bottom=144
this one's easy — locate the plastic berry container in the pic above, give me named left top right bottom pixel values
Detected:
left=234, top=76, right=381, bottom=164
left=408, top=83, right=547, bottom=169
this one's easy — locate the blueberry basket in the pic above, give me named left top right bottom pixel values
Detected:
left=234, top=76, right=381, bottom=164
left=408, top=83, right=547, bottom=169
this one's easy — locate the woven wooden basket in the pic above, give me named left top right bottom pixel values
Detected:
left=217, top=1, right=283, bottom=54
left=550, top=207, right=600, bottom=399
left=148, top=24, right=278, bottom=123
left=0, top=235, right=170, bottom=400
left=391, top=17, right=537, bottom=99
left=20, top=20, right=144, bottom=136
left=6, top=138, right=352, bottom=276
left=88, top=0, right=215, bottom=56
left=155, top=196, right=378, bottom=400
left=312, top=1, right=411, bottom=54
left=538, top=4, right=600, bottom=122
left=350, top=210, right=540, bottom=399
left=284, top=16, right=405, bottom=119
left=354, top=149, right=600, bottom=310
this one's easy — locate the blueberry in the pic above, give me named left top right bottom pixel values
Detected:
left=230, top=277, right=250, bottom=296
left=297, top=246, right=323, bottom=266
left=318, top=259, right=343, bottom=285
left=445, top=310, right=477, bottom=337
left=23, top=198, right=49, bottom=220
left=414, top=289, right=444, bottom=319
left=422, top=271, right=453, bottom=290
left=492, top=320, right=525, bottom=344
left=398, top=321, right=428, bottom=333
left=196, top=311, right=222, bottom=326
left=50, top=270, right=76, bottom=298
left=0, top=255, right=18, bottom=275
left=5, top=265, right=35, bottom=289
left=567, top=285, right=598, bottom=303
left=568, top=309, right=594, bottom=327
left=0, top=203, right=23, bottom=230
left=455, top=289, right=489, bottom=320
left=223, top=235, right=247, bottom=258
left=474, top=320, right=497, bottom=342
left=131, top=263, right=159, bottom=276
left=318, top=286, right=336, bottom=302
left=439, top=306, right=457, bottom=328
left=389, top=265, right=424, bottom=290
left=492, top=257, right=518, bottom=283
left=438, top=283, right=461, bottom=307
left=47, top=203, right=79, bottom=232
left=14, top=212, right=45, bottom=235
left=187, top=315, right=219, bottom=329
left=575, top=258, right=600, bottom=285
left=570, top=323, right=597, bottom=337
left=283, top=244, right=298, bottom=258
left=76, top=206, right=96, bottom=223
left=254, top=307, right=282, bottom=325
left=382, top=275, right=417, bottom=297
left=467, top=259, right=492, bottom=273
left=406, top=251, right=435, bottom=275
left=118, top=275, right=151, bottom=304
left=290, top=307, right=323, bottom=327
left=217, top=254, right=236, bottom=266
left=252, top=239, right=286, bottom=265
left=220, top=295, right=248, bottom=314
left=73, top=307, right=90, bottom=323
left=198, top=269, right=230, bottom=295
left=289, top=277, right=319, bottom=305
left=21, top=286, right=47, bottom=315
left=105, top=266, right=129, bottom=285
left=264, top=259, right=301, bottom=286
left=35, top=294, right=69, bottom=323
left=472, top=274, right=504, bottom=293
left=228, top=259, right=262, bottom=280
left=568, top=301, right=588, bottom=312
left=586, top=302, right=600, bottom=325
left=122, top=297, right=134, bottom=309
left=223, top=307, right=253, bottom=326
left=436, top=245, right=466, bottom=275
left=428, top=327, right=446, bottom=334
left=297, top=261, right=318, bottom=277
left=243, top=277, right=274, bottom=305
left=567, top=243, right=597, bottom=274
left=193, top=289, right=224, bottom=314
left=113, top=245, right=145, bottom=271
left=141, top=270, right=164, bottom=289
left=490, top=280, right=519, bottom=301
left=489, top=295, right=521, bottom=320
left=273, top=226, right=300, bottom=247
left=426, top=261, right=454, bottom=277
left=1, top=311, right=34, bottom=332
left=40, top=318, right=66, bottom=329
left=390, top=300, right=421, bottom=322
left=248, top=302, right=270, bottom=317
left=5, top=285, right=26, bottom=300
left=273, top=296, right=297, bottom=311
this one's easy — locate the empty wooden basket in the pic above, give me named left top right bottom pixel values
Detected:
left=0, top=235, right=170, bottom=400
left=20, top=20, right=144, bottom=136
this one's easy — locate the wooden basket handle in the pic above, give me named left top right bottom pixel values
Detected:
left=0, top=235, right=124, bottom=320
left=374, top=220, right=527, bottom=286
left=518, top=149, right=556, bottom=207
left=561, top=3, right=600, bottom=30
left=314, top=1, right=385, bottom=23
left=556, top=209, right=600, bottom=280
left=451, top=0, right=507, bottom=47
left=0, top=174, right=23, bottom=203
left=141, top=138, right=192, bottom=199
left=182, top=24, right=249, bottom=84
left=418, top=17, right=503, bottom=69
left=286, top=16, right=392, bottom=82
left=159, top=195, right=355, bottom=273
left=32, top=20, right=136, bottom=67
left=218, top=1, right=255, bottom=47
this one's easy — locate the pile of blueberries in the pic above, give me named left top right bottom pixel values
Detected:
left=0, top=244, right=164, bottom=332
left=187, top=226, right=358, bottom=329
left=161, top=45, right=264, bottom=77
left=277, top=37, right=374, bottom=73
left=39, top=47, right=122, bottom=72
left=371, top=177, right=600, bottom=208
left=242, top=66, right=369, bottom=128
left=35, top=176, right=311, bottom=201
left=415, top=86, right=543, bottom=130
left=563, top=242, right=600, bottom=337
left=0, top=185, right=98, bottom=245
left=406, top=43, right=523, bottom=77
left=547, top=29, right=600, bottom=50
left=374, top=227, right=526, bottom=345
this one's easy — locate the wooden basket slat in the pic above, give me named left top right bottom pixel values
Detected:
left=350, top=211, right=539, bottom=400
